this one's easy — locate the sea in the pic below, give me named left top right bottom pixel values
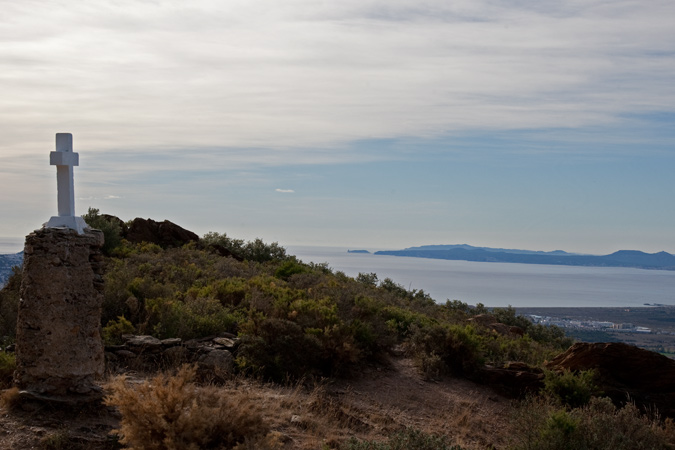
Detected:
left=3, top=238, right=674, bottom=308
left=286, top=246, right=675, bottom=308
left=0, top=238, right=23, bottom=255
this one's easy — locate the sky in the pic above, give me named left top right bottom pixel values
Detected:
left=1, top=0, right=675, bottom=255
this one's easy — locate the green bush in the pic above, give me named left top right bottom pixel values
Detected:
left=103, top=316, right=136, bottom=345
left=0, top=267, right=21, bottom=341
left=201, top=232, right=287, bottom=263
left=274, top=259, right=308, bottom=280
left=408, top=324, right=483, bottom=377
left=0, top=350, right=16, bottom=388
left=236, top=318, right=324, bottom=381
left=82, top=207, right=122, bottom=255
left=146, top=296, right=238, bottom=340
left=543, top=369, right=597, bottom=408
left=480, top=333, right=557, bottom=367
left=510, top=396, right=675, bottom=450
left=491, top=306, right=573, bottom=350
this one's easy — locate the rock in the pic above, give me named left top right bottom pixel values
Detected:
left=124, top=218, right=199, bottom=248
left=114, top=350, right=137, bottom=359
left=198, top=349, right=233, bottom=374
left=161, top=338, right=183, bottom=348
left=480, top=362, right=544, bottom=398
left=468, top=315, right=523, bottom=336
left=547, top=342, right=675, bottom=418
left=163, top=346, right=189, bottom=365
left=125, top=335, right=163, bottom=353
left=213, top=337, right=238, bottom=349
left=468, top=314, right=498, bottom=327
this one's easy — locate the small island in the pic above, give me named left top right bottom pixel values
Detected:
left=347, top=249, right=370, bottom=254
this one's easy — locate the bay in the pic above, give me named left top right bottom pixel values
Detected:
left=286, top=246, right=675, bottom=308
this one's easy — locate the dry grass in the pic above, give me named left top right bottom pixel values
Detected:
left=0, top=386, right=21, bottom=410
left=104, top=364, right=281, bottom=450
left=2, top=355, right=511, bottom=450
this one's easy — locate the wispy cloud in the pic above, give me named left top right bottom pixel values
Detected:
left=2, top=0, right=673, bottom=156
left=275, top=189, right=295, bottom=193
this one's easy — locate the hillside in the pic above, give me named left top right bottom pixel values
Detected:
left=0, top=253, right=22, bottom=288
left=1, top=214, right=674, bottom=449
left=375, top=245, right=675, bottom=270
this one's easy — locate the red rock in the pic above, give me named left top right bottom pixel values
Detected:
left=547, top=342, right=675, bottom=418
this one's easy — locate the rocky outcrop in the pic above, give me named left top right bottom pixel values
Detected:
left=124, top=218, right=199, bottom=248
left=547, top=342, right=675, bottom=418
left=105, top=334, right=239, bottom=379
left=480, top=362, right=544, bottom=398
left=15, top=228, right=105, bottom=399
left=468, top=314, right=524, bottom=337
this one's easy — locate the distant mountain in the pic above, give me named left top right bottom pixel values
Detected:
left=374, top=246, right=675, bottom=270
left=0, top=252, right=23, bottom=287
left=402, top=244, right=574, bottom=256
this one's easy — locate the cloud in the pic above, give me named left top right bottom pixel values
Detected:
left=1, top=0, right=673, bottom=156
left=275, top=189, right=295, bottom=193
left=104, top=195, right=121, bottom=199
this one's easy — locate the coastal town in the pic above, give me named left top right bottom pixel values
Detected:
left=519, top=306, right=675, bottom=358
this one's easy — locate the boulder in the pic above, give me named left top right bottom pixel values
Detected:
left=547, top=342, right=675, bottom=418
left=198, top=349, right=234, bottom=379
left=125, top=335, right=163, bottom=354
left=213, top=337, right=238, bottom=350
left=468, top=314, right=498, bottom=327
left=124, top=218, right=199, bottom=248
left=480, top=362, right=544, bottom=398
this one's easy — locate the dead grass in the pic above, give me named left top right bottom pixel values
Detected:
left=104, top=364, right=283, bottom=450
left=2, top=355, right=511, bottom=450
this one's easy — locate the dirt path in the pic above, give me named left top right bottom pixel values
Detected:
left=0, top=356, right=513, bottom=449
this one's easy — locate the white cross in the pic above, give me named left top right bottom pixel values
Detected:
left=46, top=133, right=88, bottom=234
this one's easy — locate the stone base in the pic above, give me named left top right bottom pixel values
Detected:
left=46, top=215, right=88, bottom=235
left=14, top=227, right=105, bottom=398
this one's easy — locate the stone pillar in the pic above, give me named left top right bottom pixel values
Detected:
left=15, top=227, right=105, bottom=400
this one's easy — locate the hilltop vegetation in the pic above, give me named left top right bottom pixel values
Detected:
left=1, top=213, right=674, bottom=449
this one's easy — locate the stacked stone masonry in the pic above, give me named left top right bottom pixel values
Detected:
left=15, top=227, right=105, bottom=398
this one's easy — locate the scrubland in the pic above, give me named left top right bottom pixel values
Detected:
left=1, top=215, right=674, bottom=449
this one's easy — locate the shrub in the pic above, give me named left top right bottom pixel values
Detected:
left=408, top=324, right=483, bottom=377
left=0, top=350, right=16, bottom=389
left=491, top=306, right=573, bottom=350
left=201, top=232, right=287, bottom=263
left=145, top=296, right=238, bottom=340
left=356, top=272, right=378, bottom=287
left=82, top=207, right=122, bottom=255
left=341, top=428, right=464, bottom=450
left=104, top=364, right=280, bottom=450
left=236, top=318, right=324, bottom=381
left=543, top=369, right=597, bottom=408
left=274, top=259, right=308, bottom=280
left=0, top=267, right=21, bottom=341
left=480, top=333, right=556, bottom=367
left=510, top=396, right=675, bottom=450
left=381, top=306, right=434, bottom=339
left=103, top=316, right=136, bottom=346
